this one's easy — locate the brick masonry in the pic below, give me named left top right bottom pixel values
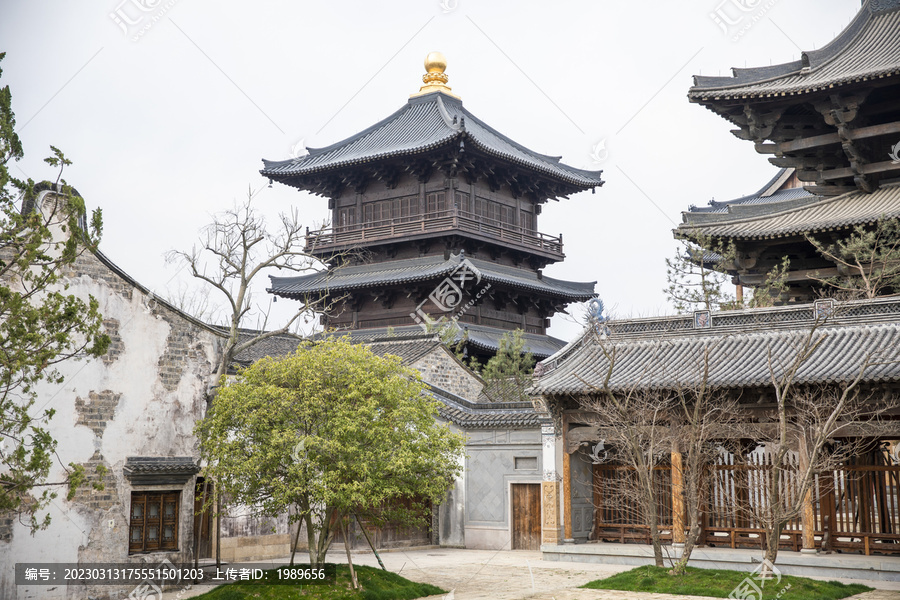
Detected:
left=413, top=347, right=483, bottom=400
left=156, top=313, right=207, bottom=392
left=75, top=390, right=121, bottom=438
left=70, top=451, right=119, bottom=512
left=101, top=318, right=124, bottom=365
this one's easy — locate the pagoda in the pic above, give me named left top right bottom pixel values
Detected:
left=261, top=53, right=603, bottom=360
left=677, top=0, right=900, bottom=301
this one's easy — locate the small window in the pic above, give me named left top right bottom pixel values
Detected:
left=399, top=196, right=419, bottom=219
left=520, top=210, right=535, bottom=232
left=456, top=191, right=471, bottom=213
left=130, top=491, right=180, bottom=553
left=515, top=456, right=538, bottom=470
left=426, top=192, right=446, bottom=214
left=337, top=207, right=356, bottom=229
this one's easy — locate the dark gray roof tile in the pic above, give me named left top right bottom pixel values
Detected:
left=268, top=253, right=596, bottom=301
left=690, top=1, right=900, bottom=100
left=261, top=93, right=603, bottom=190
left=532, top=297, right=900, bottom=395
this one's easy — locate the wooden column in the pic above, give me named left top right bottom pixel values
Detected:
left=671, top=444, right=685, bottom=545
left=798, top=436, right=817, bottom=553
left=563, top=446, right=573, bottom=542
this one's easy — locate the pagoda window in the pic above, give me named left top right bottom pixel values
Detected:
left=426, top=192, right=447, bottom=214
left=520, top=210, right=535, bottom=232
left=398, top=196, right=419, bottom=221
left=487, top=201, right=502, bottom=223
left=456, top=191, right=471, bottom=213
left=499, top=205, right=515, bottom=226
left=337, top=207, right=356, bottom=230
left=474, top=197, right=489, bottom=218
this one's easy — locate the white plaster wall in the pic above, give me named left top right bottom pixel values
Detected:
left=0, top=229, right=221, bottom=600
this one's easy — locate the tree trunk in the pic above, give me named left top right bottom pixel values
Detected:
left=194, top=478, right=210, bottom=569
left=342, top=514, right=359, bottom=590
left=290, top=513, right=302, bottom=567
left=762, top=523, right=782, bottom=576
left=356, top=513, right=386, bottom=571
left=310, top=506, right=336, bottom=568
left=215, top=487, right=222, bottom=569
left=305, top=513, right=318, bottom=567
left=642, top=471, right=664, bottom=567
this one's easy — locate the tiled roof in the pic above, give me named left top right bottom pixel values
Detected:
left=687, top=169, right=814, bottom=215
left=677, top=183, right=900, bottom=240
left=690, top=0, right=900, bottom=100
left=428, top=385, right=546, bottom=429
left=268, top=253, right=596, bottom=301
left=229, top=330, right=304, bottom=366
left=316, top=324, right=567, bottom=360
left=261, top=92, right=603, bottom=190
left=124, top=457, right=199, bottom=475
left=366, top=337, right=444, bottom=364
left=531, top=297, right=900, bottom=395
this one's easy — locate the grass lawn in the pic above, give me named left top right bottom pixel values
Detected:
left=187, top=564, right=445, bottom=600
left=582, top=565, right=873, bottom=600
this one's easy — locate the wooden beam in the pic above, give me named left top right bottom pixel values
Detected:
left=777, top=120, right=900, bottom=153
left=815, top=159, right=900, bottom=182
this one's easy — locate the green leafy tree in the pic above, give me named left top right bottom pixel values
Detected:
left=807, top=217, right=900, bottom=299
left=0, top=53, right=109, bottom=531
left=196, top=337, right=464, bottom=583
left=480, top=329, right=534, bottom=403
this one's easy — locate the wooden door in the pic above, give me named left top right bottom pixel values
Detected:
left=512, top=484, right=541, bottom=550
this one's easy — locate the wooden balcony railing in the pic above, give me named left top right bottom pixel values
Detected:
left=305, top=209, right=563, bottom=257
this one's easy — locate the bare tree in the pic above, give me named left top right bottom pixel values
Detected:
left=668, top=346, right=745, bottom=575
left=577, top=336, right=746, bottom=574
left=576, top=335, right=674, bottom=567
left=166, top=191, right=345, bottom=394
left=665, top=238, right=735, bottom=313
left=806, top=217, right=900, bottom=299
left=736, top=314, right=899, bottom=575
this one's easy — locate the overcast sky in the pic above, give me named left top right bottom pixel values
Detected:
left=1, top=0, right=860, bottom=342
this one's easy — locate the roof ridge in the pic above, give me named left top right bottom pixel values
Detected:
left=682, top=188, right=861, bottom=229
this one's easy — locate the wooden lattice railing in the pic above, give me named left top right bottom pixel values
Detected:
left=305, top=209, right=564, bottom=257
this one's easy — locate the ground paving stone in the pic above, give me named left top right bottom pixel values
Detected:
left=161, top=547, right=900, bottom=600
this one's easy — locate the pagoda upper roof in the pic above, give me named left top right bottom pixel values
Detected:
left=690, top=0, right=900, bottom=102
left=268, top=252, right=596, bottom=302
left=677, top=180, right=900, bottom=241
left=261, top=91, right=603, bottom=197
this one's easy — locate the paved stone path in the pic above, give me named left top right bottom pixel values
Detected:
left=162, top=547, right=900, bottom=599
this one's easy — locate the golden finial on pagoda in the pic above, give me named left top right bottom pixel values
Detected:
left=411, top=51, right=461, bottom=100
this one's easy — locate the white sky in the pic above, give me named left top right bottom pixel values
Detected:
left=1, top=0, right=860, bottom=342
